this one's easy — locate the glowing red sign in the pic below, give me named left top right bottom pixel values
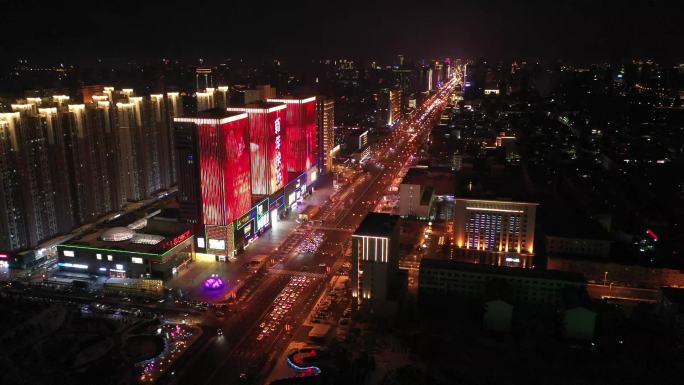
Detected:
left=646, top=228, right=658, bottom=242
left=160, top=230, right=192, bottom=250
left=0, top=253, right=8, bottom=259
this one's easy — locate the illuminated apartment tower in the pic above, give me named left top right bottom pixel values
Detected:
left=388, top=89, right=402, bottom=126
left=196, top=67, right=213, bottom=91
left=62, top=101, right=124, bottom=225
left=1, top=109, right=61, bottom=247
left=267, top=96, right=317, bottom=174
left=150, top=94, right=173, bottom=189
left=92, top=98, right=126, bottom=209
left=197, top=89, right=215, bottom=112
left=174, top=109, right=251, bottom=257
left=115, top=101, right=145, bottom=201
left=0, top=113, right=30, bottom=251
left=454, top=199, right=538, bottom=267
left=166, top=92, right=183, bottom=184
left=39, top=107, right=74, bottom=232
left=129, top=95, right=162, bottom=195
left=316, top=98, right=334, bottom=174
left=351, top=213, right=400, bottom=315
left=227, top=102, right=287, bottom=195
left=215, top=86, right=230, bottom=109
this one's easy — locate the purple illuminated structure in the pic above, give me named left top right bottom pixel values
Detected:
left=203, top=274, right=225, bottom=290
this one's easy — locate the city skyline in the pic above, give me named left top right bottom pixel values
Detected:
left=1, top=3, right=683, bottom=385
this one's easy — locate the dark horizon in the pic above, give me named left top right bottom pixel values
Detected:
left=2, top=0, right=683, bottom=66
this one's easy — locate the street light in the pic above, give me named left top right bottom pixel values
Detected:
left=603, top=271, right=608, bottom=286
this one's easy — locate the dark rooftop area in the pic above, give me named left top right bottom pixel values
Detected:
left=187, top=108, right=246, bottom=119
left=355, top=212, right=400, bottom=237
left=420, top=258, right=587, bottom=283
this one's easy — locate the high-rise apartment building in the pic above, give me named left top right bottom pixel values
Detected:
left=0, top=112, right=30, bottom=252
left=389, top=89, right=402, bottom=126
left=377, top=89, right=402, bottom=127
left=115, top=101, right=145, bottom=201
left=0, top=88, right=178, bottom=261
left=196, top=89, right=215, bottom=112
left=166, top=92, right=183, bottom=185
left=316, top=98, right=334, bottom=174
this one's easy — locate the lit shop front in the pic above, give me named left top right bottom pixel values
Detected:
left=234, top=198, right=269, bottom=251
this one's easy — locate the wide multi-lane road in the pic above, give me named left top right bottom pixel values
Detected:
left=169, top=78, right=459, bottom=385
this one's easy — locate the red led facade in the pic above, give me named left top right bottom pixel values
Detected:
left=228, top=103, right=287, bottom=195
left=193, top=114, right=251, bottom=225
left=268, top=97, right=317, bottom=173
left=302, top=99, right=317, bottom=170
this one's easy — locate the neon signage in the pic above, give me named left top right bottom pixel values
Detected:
left=159, top=229, right=191, bottom=250
left=274, top=117, right=283, bottom=187
left=237, top=210, right=256, bottom=229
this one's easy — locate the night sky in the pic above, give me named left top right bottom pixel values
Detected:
left=1, top=0, right=683, bottom=64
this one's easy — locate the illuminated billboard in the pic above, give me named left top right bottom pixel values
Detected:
left=228, top=103, right=287, bottom=195
left=267, top=97, right=317, bottom=173
left=176, top=112, right=251, bottom=225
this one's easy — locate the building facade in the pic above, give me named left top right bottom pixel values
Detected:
left=351, top=213, right=400, bottom=315
left=316, top=98, right=334, bottom=174
left=267, top=97, right=317, bottom=175
left=454, top=198, right=538, bottom=267
left=227, top=102, right=288, bottom=196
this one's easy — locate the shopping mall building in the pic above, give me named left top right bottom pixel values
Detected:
left=175, top=97, right=319, bottom=262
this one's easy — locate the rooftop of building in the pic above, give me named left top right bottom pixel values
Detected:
left=179, top=108, right=246, bottom=120
left=454, top=164, right=537, bottom=202
left=355, top=212, right=400, bottom=237
left=542, top=206, right=611, bottom=241
left=661, top=287, right=684, bottom=305
left=420, top=258, right=586, bottom=283
left=267, top=95, right=316, bottom=102
left=401, top=167, right=456, bottom=196
left=59, top=201, right=192, bottom=255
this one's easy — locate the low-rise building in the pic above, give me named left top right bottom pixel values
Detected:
left=419, top=258, right=586, bottom=306
left=57, top=212, right=194, bottom=280
left=352, top=212, right=401, bottom=316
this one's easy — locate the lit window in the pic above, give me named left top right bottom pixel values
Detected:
left=208, top=239, right=225, bottom=250
left=107, top=255, right=113, bottom=261
left=96, top=254, right=102, bottom=260
left=115, top=264, right=124, bottom=270
left=63, top=250, right=75, bottom=257
left=197, top=237, right=205, bottom=248
left=131, top=257, right=144, bottom=264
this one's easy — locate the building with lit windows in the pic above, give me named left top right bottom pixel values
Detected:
left=454, top=198, right=538, bottom=267
left=196, top=90, right=215, bottom=112
left=316, top=98, right=334, bottom=174
left=166, top=92, right=183, bottom=184
left=227, top=102, right=288, bottom=195
left=267, top=96, right=317, bottom=175
left=115, top=101, right=145, bottom=201
left=388, top=89, right=402, bottom=126
left=351, top=213, right=401, bottom=316
left=0, top=89, right=179, bottom=268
